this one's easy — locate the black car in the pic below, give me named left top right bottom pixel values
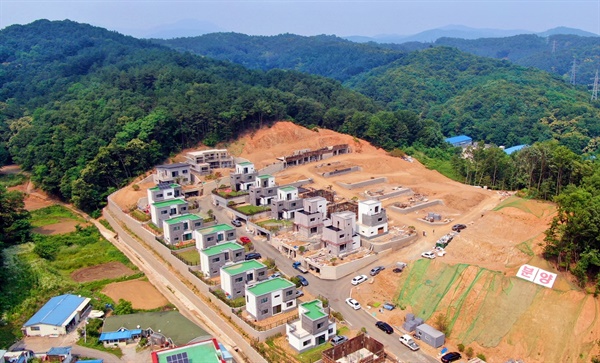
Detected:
left=440, top=352, right=462, bottom=363
left=375, top=321, right=394, bottom=334
left=451, top=224, right=467, bottom=232
left=245, top=252, right=262, bottom=261
left=296, top=275, right=309, bottom=286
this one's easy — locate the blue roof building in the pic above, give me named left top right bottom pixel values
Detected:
left=46, top=347, right=73, bottom=362
left=504, top=144, right=528, bottom=155
left=99, top=328, right=143, bottom=346
left=23, top=294, right=91, bottom=337
left=445, top=135, right=473, bottom=147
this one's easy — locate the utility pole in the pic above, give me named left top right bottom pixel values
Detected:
left=592, top=69, right=599, bottom=101
left=570, top=58, right=577, bottom=85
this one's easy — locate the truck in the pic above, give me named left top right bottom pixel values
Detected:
left=292, top=261, right=308, bottom=274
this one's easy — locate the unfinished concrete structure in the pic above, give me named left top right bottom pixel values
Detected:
left=357, top=199, right=388, bottom=239
left=322, top=334, right=384, bottom=363
left=186, top=149, right=234, bottom=175
left=248, top=174, right=278, bottom=206
left=277, top=144, right=350, bottom=168
left=294, top=196, right=328, bottom=238
left=321, top=211, right=360, bottom=256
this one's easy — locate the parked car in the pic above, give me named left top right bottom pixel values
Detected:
left=440, top=352, right=462, bottom=363
left=296, top=275, right=309, bottom=286
left=245, top=252, right=262, bottom=261
left=331, top=335, right=348, bottom=346
left=345, top=298, right=361, bottom=310
left=382, top=302, right=395, bottom=311
left=268, top=272, right=281, bottom=280
left=295, top=289, right=304, bottom=298
left=231, top=219, right=242, bottom=227
left=370, top=266, right=385, bottom=276
left=451, top=224, right=467, bottom=232
left=351, top=274, right=368, bottom=285
left=421, top=251, right=436, bottom=259
left=435, top=247, right=447, bottom=257
left=239, top=236, right=251, bottom=245
left=375, top=321, right=394, bottom=334
left=393, top=262, right=407, bottom=273
left=292, top=261, right=309, bottom=274
left=399, top=334, right=420, bottom=351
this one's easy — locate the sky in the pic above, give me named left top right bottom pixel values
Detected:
left=1, top=0, right=599, bottom=39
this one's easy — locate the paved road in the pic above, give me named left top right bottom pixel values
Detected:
left=205, top=197, right=438, bottom=363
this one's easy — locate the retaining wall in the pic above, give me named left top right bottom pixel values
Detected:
left=305, top=252, right=383, bottom=280
left=363, top=234, right=418, bottom=253
left=321, top=166, right=361, bottom=178
left=389, top=199, right=443, bottom=214
left=367, top=188, right=413, bottom=201
left=336, top=177, right=387, bottom=190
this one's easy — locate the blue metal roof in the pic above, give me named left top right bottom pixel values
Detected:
left=445, top=135, right=472, bottom=145
left=99, top=329, right=142, bottom=341
left=504, top=144, right=528, bottom=155
left=218, top=343, right=233, bottom=360
left=47, top=347, right=72, bottom=356
left=24, top=295, right=89, bottom=327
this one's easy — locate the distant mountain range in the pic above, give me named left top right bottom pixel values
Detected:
left=344, top=25, right=598, bottom=44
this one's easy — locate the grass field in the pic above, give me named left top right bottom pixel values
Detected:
left=30, top=205, right=86, bottom=227
left=175, top=249, right=200, bottom=265
left=0, top=173, right=28, bottom=188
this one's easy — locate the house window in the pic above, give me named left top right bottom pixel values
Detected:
left=261, top=309, right=268, bottom=315
left=235, top=252, right=242, bottom=258
left=207, top=237, right=214, bottom=242
left=286, top=290, right=293, bottom=296
left=161, top=210, right=168, bottom=215
left=194, top=222, right=202, bottom=227
left=30, top=326, right=40, bottom=331
left=286, top=301, right=294, bottom=307
left=328, top=328, right=334, bottom=334
left=213, top=257, right=220, bottom=263
left=235, top=277, right=243, bottom=283
left=274, top=294, right=280, bottom=298
left=261, top=297, right=268, bottom=303
left=167, top=192, right=173, bottom=196
left=156, top=193, right=163, bottom=198
left=375, top=206, right=379, bottom=213
left=317, top=322, right=324, bottom=329
left=258, top=271, right=265, bottom=277
left=310, top=227, right=317, bottom=233
left=182, top=206, right=187, bottom=211
left=183, top=170, right=188, bottom=174
left=217, top=234, right=224, bottom=242
left=174, top=226, right=180, bottom=231
left=247, top=273, right=254, bottom=281
left=378, top=218, right=383, bottom=222
left=310, top=218, right=315, bottom=222
left=246, top=296, right=249, bottom=302
left=174, top=237, right=179, bottom=241
left=303, top=340, right=310, bottom=347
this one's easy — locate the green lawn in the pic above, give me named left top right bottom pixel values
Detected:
left=130, top=209, right=151, bottom=222
left=0, top=173, right=28, bottom=188
left=235, top=205, right=271, bottom=215
left=175, top=249, right=200, bottom=265
left=30, top=205, right=86, bottom=227
left=297, top=342, right=332, bottom=363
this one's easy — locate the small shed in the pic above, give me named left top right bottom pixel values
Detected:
left=415, top=324, right=445, bottom=348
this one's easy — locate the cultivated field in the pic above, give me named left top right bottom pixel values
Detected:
left=102, top=279, right=169, bottom=310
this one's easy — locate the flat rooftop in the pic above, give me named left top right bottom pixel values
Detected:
left=152, top=199, right=187, bottom=208
left=154, top=339, right=223, bottom=363
left=198, top=223, right=234, bottom=235
left=221, top=260, right=266, bottom=276
left=247, top=277, right=294, bottom=296
left=201, top=242, right=244, bottom=257
left=163, top=214, right=202, bottom=225
left=301, top=300, right=326, bottom=320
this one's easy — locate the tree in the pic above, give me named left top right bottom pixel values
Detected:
left=0, top=188, right=31, bottom=246
left=114, top=299, right=134, bottom=315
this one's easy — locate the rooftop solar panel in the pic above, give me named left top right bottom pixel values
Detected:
left=158, top=182, right=171, bottom=190
left=166, top=352, right=189, bottom=363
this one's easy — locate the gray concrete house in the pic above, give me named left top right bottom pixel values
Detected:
left=150, top=198, right=188, bottom=226
left=357, top=199, right=388, bottom=238
left=154, top=163, right=191, bottom=185
left=248, top=174, right=278, bottom=206
left=294, top=196, right=328, bottom=238
left=186, top=149, right=234, bottom=175
left=286, top=299, right=336, bottom=352
left=230, top=162, right=258, bottom=191
left=271, top=186, right=303, bottom=220
left=220, top=260, right=268, bottom=299
left=162, top=214, right=203, bottom=245
left=245, top=278, right=296, bottom=321
left=199, top=242, right=245, bottom=277
left=194, top=223, right=237, bottom=250
left=322, top=211, right=360, bottom=256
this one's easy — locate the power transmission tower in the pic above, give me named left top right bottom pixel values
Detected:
left=592, top=69, right=599, bottom=101
left=570, top=58, right=577, bottom=85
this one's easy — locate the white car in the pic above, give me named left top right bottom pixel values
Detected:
left=399, top=334, right=420, bottom=351
left=421, top=251, right=436, bottom=259
left=436, top=247, right=447, bottom=257
left=351, top=274, right=368, bottom=285
left=346, top=298, right=361, bottom=310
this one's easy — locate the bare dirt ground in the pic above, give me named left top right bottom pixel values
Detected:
left=101, top=279, right=169, bottom=310
left=32, top=219, right=85, bottom=235
left=71, top=261, right=136, bottom=282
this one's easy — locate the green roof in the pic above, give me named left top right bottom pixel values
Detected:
left=163, top=214, right=202, bottom=225
left=257, top=174, right=272, bottom=179
left=156, top=340, right=221, bottom=363
left=221, top=260, right=266, bottom=276
left=149, top=183, right=180, bottom=191
left=238, top=161, right=253, bottom=166
left=152, top=199, right=187, bottom=208
left=198, top=223, right=234, bottom=235
left=247, top=277, right=294, bottom=296
left=201, top=242, right=243, bottom=257
left=279, top=186, right=297, bottom=192
left=102, top=311, right=208, bottom=346
left=301, top=300, right=326, bottom=320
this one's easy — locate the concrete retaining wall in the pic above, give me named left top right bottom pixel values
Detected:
left=336, top=177, right=387, bottom=190
left=321, top=166, right=361, bottom=178
left=368, top=188, right=413, bottom=201
left=389, top=199, right=443, bottom=214
left=259, top=162, right=285, bottom=176
left=363, top=234, right=418, bottom=253
left=305, top=252, right=382, bottom=280
left=105, top=195, right=283, bottom=344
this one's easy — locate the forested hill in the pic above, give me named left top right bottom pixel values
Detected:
left=345, top=46, right=600, bottom=151
left=433, top=34, right=600, bottom=86
left=152, top=33, right=409, bottom=81
left=0, top=20, right=389, bottom=213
